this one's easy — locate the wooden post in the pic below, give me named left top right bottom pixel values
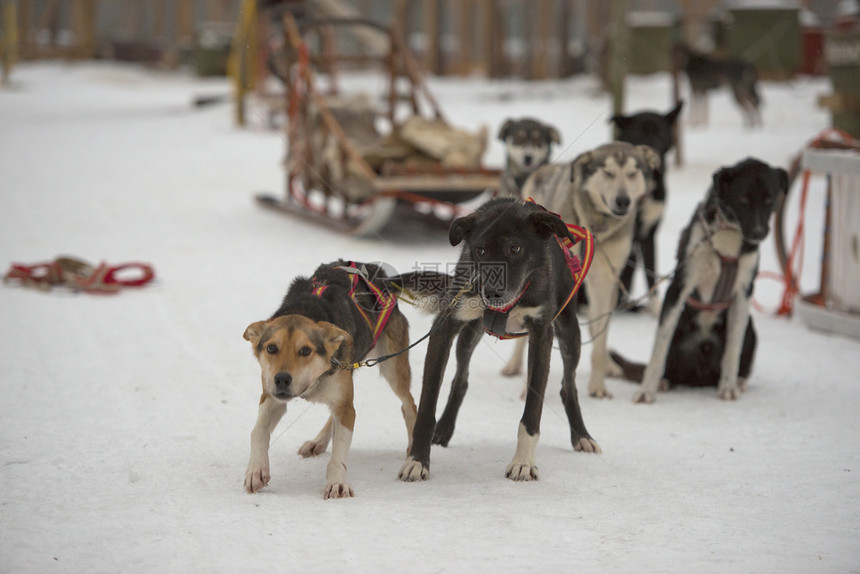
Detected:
left=558, top=0, right=571, bottom=77
left=479, top=0, right=493, bottom=77
left=422, top=0, right=441, bottom=75
left=72, top=0, right=95, bottom=60
left=2, top=0, right=18, bottom=85
left=456, top=0, right=474, bottom=75
left=530, top=0, right=552, bottom=79
left=177, top=0, right=193, bottom=51
left=609, top=0, right=628, bottom=138
left=481, top=0, right=504, bottom=78
left=231, top=0, right=258, bottom=126
left=18, top=0, right=30, bottom=60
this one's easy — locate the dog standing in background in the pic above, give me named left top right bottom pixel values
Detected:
left=497, top=118, right=561, bottom=198
left=674, top=44, right=762, bottom=127
left=620, top=158, right=787, bottom=403
left=610, top=101, right=684, bottom=312
left=503, top=142, right=660, bottom=399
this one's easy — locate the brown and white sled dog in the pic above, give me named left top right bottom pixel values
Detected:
left=503, top=142, right=660, bottom=399
left=629, top=158, right=786, bottom=403
left=243, top=261, right=417, bottom=498
left=496, top=117, right=561, bottom=198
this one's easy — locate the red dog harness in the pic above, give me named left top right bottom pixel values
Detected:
left=483, top=204, right=594, bottom=339
left=686, top=252, right=739, bottom=312
left=311, top=262, right=396, bottom=349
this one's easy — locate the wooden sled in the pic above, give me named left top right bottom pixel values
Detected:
left=259, top=15, right=500, bottom=236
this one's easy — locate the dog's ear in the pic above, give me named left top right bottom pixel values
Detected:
left=547, top=126, right=561, bottom=145
left=449, top=212, right=477, bottom=246
left=665, top=100, right=684, bottom=125
left=570, top=150, right=594, bottom=182
left=318, top=321, right=351, bottom=356
left=528, top=210, right=573, bottom=242
left=708, top=167, right=732, bottom=210
left=608, top=114, right=630, bottom=130
left=497, top=119, right=514, bottom=142
left=635, top=145, right=662, bottom=173
left=243, top=321, right=268, bottom=346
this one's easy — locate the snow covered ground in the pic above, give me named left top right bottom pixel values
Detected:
left=1, top=62, right=859, bottom=573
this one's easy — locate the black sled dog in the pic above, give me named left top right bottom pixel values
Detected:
left=610, top=101, right=684, bottom=312
left=395, top=198, right=600, bottom=482
left=674, top=44, right=762, bottom=127
left=610, top=159, right=787, bottom=402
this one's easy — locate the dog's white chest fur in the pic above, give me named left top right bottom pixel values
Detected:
left=455, top=296, right=544, bottom=335
left=503, top=305, right=544, bottom=334
left=686, top=225, right=757, bottom=303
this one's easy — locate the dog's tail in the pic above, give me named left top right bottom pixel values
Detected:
left=385, top=271, right=454, bottom=315
left=609, top=350, right=646, bottom=383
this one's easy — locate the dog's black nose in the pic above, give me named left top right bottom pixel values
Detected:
left=274, top=372, right=292, bottom=393
left=614, top=195, right=631, bottom=212
left=484, top=286, right=505, bottom=302
left=523, top=154, right=533, bottom=166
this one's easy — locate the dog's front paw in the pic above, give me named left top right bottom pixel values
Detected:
left=505, top=461, right=539, bottom=481
left=324, top=482, right=354, bottom=499
left=501, top=362, right=521, bottom=377
left=244, top=460, right=270, bottom=493
left=398, top=456, right=428, bottom=482
left=573, top=437, right=602, bottom=454
left=718, top=377, right=742, bottom=400
left=589, top=385, right=614, bottom=399
left=298, top=439, right=328, bottom=458
left=432, top=424, right=454, bottom=448
left=633, top=390, right=656, bottom=404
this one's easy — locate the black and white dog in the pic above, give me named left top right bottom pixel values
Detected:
left=610, top=101, right=684, bottom=312
left=674, top=44, right=762, bottom=127
left=496, top=118, right=561, bottom=198
left=615, top=158, right=787, bottom=402
left=395, top=198, right=600, bottom=482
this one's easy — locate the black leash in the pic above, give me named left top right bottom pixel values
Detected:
left=330, top=275, right=475, bottom=371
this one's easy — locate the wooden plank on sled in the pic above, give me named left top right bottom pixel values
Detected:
left=372, top=174, right=501, bottom=193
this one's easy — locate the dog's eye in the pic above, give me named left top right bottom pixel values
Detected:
left=266, top=344, right=278, bottom=355
left=602, top=169, right=615, bottom=180
left=509, top=244, right=521, bottom=255
left=739, top=196, right=750, bottom=205
left=627, top=171, right=638, bottom=180
left=298, top=346, right=312, bottom=357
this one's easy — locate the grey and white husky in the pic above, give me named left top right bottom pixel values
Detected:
left=504, top=142, right=660, bottom=400
left=497, top=117, right=561, bottom=198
